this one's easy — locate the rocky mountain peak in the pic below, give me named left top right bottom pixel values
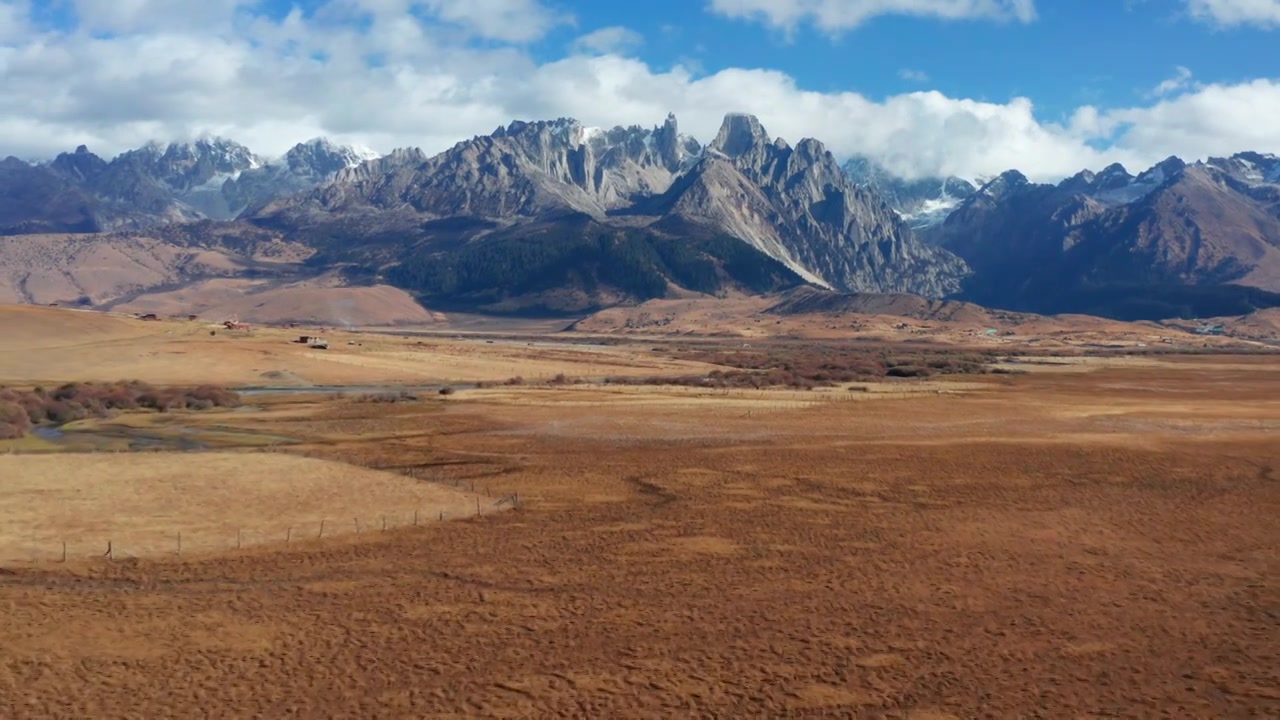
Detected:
left=664, top=117, right=969, bottom=297
left=284, top=138, right=379, bottom=177
left=977, top=170, right=1030, bottom=199
left=1207, top=151, right=1280, bottom=185
left=841, top=155, right=979, bottom=230
left=1133, top=156, right=1185, bottom=188
left=709, top=113, right=771, bottom=158
left=51, top=144, right=108, bottom=183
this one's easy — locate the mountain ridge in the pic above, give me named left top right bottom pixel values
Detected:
left=931, top=150, right=1280, bottom=318
left=3, top=116, right=1280, bottom=322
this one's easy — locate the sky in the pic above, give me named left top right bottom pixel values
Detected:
left=0, top=0, right=1278, bottom=182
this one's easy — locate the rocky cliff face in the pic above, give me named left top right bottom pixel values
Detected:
left=88, top=139, right=263, bottom=220
left=659, top=114, right=969, bottom=296
left=223, top=138, right=379, bottom=217
left=842, top=156, right=976, bottom=230
left=271, top=114, right=702, bottom=222
left=256, top=112, right=969, bottom=300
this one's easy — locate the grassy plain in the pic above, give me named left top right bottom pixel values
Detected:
left=0, top=453, right=485, bottom=563
left=0, top=304, right=1277, bottom=718
left=0, top=304, right=712, bottom=387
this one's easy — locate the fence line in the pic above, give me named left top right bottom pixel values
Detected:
left=3, top=493, right=521, bottom=567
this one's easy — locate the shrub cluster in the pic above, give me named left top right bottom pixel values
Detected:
left=356, top=390, right=419, bottom=403
left=606, top=346, right=1001, bottom=390
left=0, top=381, right=240, bottom=439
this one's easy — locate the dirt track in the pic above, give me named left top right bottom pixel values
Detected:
left=1, top=364, right=1278, bottom=718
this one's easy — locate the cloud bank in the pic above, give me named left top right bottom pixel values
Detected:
left=0, top=0, right=1278, bottom=183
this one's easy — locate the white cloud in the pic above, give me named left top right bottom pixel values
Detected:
left=1185, top=0, right=1280, bottom=27
left=0, top=0, right=34, bottom=44
left=571, top=26, right=644, bottom=55
left=707, top=0, right=1036, bottom=33
left=66, top=0, right=253, bottom=34
left=2, top=1, right=1279, bottom=184
left=1095, top=79, right=1280, bottom=164
left=419, top=0, right=572, bottom=42
left=898, top=68, right=930, bottom=82
left=1150, top=65, right=1196, bottom=96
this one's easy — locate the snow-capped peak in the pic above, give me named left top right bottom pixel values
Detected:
left=348, top=144, right=381, bottom=164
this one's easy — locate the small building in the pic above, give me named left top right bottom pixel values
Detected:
left=308, top=339, right=329, bottom=350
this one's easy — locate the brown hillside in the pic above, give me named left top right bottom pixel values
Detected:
left=115, top=280, right=440, bottom=327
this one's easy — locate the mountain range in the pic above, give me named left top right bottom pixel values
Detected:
left=930, top=152, right=1280, bottom=319
left=2, top=114, right=1280, bottom=322
left=2, top=138, right=378, bottom=234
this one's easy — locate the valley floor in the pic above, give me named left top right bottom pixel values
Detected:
left=0, top=309, right=1277, bottom=718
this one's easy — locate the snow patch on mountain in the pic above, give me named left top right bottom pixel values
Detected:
left=901, top=195, right=964, bottom=226
left=841, top=156, right=976, bottom=229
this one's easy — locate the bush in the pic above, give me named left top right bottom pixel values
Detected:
left=0, top=381, right=240, bottom=439
left=886, top=366, right=932, bottom=378
left=0, top=400, right=31, bottom=439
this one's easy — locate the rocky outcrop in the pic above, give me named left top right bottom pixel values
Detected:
left=87, top=139, right=263, bottom=220
left=258, top=112, right=968, bottom=299
left=268, top=115, right=703, bottom=222
left=659, top=115, right=970, bottom=296
left=842, top=156, right=975, bottom=230
left=223, top=138, right=379, bottom=217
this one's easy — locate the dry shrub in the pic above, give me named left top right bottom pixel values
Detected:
left=0, top=381, right=241, bottom=438
left=631, top=344, right=1000, bottom=389
left=0, top=400, right=31, bottom=439
left=357, top=391, right=418, bottom=403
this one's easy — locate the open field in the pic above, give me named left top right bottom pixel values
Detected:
left=0, top=452, right=487, bottom=563
left=571, top=293, right=1280, bottom=350
left=0, top=304, right=713, bottom=386
left=1, top=340, right=1278, bottom=718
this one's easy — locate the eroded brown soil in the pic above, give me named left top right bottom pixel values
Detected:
left=1, top=363, right=1278, bottom=718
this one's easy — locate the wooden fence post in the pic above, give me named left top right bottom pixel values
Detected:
left=286, top=527, right=292, bottom=544
left=237, top=528, right=242, bottom=549
left=61, top=541, right=67, bottom=563
left=105, top=540, right=113, bottom=561
left=354, top=517, right=360, bottom=534
left=177, top=531, right=182, bottom=556
left=381, top=516, right=387, bottom=532
left=319, top=519, right=325, bottom=538
left=413, top=510, right=419, bottom=526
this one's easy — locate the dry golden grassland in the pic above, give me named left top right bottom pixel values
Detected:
left=0, top=305, right=1277, bottom=718
left=0, top=453, right=487, bottom=564
left=0, top=304, right=712, bottom=387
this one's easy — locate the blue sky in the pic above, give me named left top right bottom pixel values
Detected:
left=539, top=0, right=1279, bottom=122
left=2, top=0, right=1279, bottom=180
